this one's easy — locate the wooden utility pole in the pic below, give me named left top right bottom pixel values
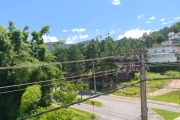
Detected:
left=93, top=61, right=96, bottom=93
left=140, top=51, right=148, bottom=120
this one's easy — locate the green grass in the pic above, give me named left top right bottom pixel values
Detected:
left=148, top=91, right=180, bottom=104
left=76, top=97, right=102, bottom=107
left=70, top=107, right=96, bottom=120
left=152, top=108, right=180, bottom=120
left=113, top=78, right=171, bottom=98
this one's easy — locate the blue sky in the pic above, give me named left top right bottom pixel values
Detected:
left=0, top=0, right=180, bottom=44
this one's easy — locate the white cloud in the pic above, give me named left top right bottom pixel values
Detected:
left=145, top=21, right=151, bottom=24
left=79, top=34, right=88, bottom=39
left=149, top=16, right=155, bottom=20
left=160, top=18, right=165, bottom=22
left=162, top=22, right=167, bottom=25
left=65, top=34, right=88, bottom=44
left=109, top=30, right=115, bottom=35
left=95, top=29, right=99, bottom=34
left=168, top=20, right=174, bottom=23
left=72, top=28, right=86, bottom=32
left=66, top=35, right=78, bottom=44
left=117, top=28, right=151, bottom=40
left=174, top=17, right=180, bottom=20
left=62, top=30, right=68, bottom=32
left=138, top=14, right=145, bottom=19
left=42, top=35, right=59, bottom=43
left=112, top=0, right=121, bottom=5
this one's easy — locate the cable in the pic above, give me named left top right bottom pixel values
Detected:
left=0, top=52, right=142, bottom=70
left=146, top=77, right=180, bottom=80
left=0, top=71, right=119, bottom=94
left=19, top=80, right=141, bottom=120
left=0, top=68, right=117, bottom=89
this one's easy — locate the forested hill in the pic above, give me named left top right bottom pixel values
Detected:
left=45, top=40, right=90, bottom=49
left=141, top=22, right=180, bottom=48
left=48, top=22, right=180, bottom=51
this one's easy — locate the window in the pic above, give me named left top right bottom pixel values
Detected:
left=162, top=49, right=165, bottom=52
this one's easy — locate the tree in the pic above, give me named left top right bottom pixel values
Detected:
left=19, top=84, right=42, bottom=116
left=53, top=83, right=77, bottom=105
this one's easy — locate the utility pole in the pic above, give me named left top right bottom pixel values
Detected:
left=93, top=61, right=96, bottom=93
left=140, top=51, right=148, bottom=120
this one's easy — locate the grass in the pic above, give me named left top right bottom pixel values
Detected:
left=113, top=78, right=171, bottom=97
left=148, top=91, right=180, bottom=104
left=152, top=108, right=180, bottom=120
left=70, top=107, right=96, bottom=120
left=76, top=97, right=102, bottom=107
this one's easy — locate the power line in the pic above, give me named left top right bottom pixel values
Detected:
left=0, top=69, right=115, bottom=89
left=0, top=52, right=142, bottom=70
left=19, top=80, right=141, bottom=120
left=0, top=56, right=116, bottom=70
left=146, top=77, right=180, bottom=80
left=0, top=66, right=139, bottom=90
left=0, top=71, right=119, bottom=94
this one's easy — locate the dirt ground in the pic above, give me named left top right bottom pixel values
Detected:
left=148, top=79, right=180, bottom=96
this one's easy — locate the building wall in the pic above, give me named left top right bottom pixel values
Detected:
left=169, top=34, right=180, bottom=40
left=148, top=53, right=177, bottom=62
left=148, top=47, right=179, bottom=54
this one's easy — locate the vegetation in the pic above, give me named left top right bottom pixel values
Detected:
left=148, top=91, right=180, bottom=104
left=1, top=20, right=180, bottom=119
left=70, top=108, right=96, bottom=120
left=113, top=72, right=171, bottom=97
left=152, top=109, right=180, bottom=120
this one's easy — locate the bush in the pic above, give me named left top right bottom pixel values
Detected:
left=91, top=114, right=96, bottom=119
left=164, top=71, right=180, bottom=78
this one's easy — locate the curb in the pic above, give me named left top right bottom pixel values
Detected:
left=107, top=94, right=179, bottom=107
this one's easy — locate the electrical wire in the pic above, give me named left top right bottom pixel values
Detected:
left=0, top=69, right=116, bottom=89
left=0, top=52, right=142, bottom=70
left=146, top=77, right=180, bottom=80
left=19, top=80, right=141, bottom=120
left=0, top=66, right=140, bottom=90
left=0, top=71, right=121, bottom=94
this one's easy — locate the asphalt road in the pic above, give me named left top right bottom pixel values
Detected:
left=72, top=92, right=180, bottom=120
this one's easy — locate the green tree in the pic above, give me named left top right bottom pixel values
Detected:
left=19, top=84, right=42, bottom=116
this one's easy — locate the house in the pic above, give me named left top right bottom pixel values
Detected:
left=147, top=41, right=180, bottom=63
left=167, top=32, right=180, bottom=45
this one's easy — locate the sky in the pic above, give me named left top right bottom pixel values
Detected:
left=0, top=0, right=180, bottom=44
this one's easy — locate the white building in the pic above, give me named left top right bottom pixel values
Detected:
left=147, top=41, right=180, bottom=63
left=167, top=32, right=180, bottom=45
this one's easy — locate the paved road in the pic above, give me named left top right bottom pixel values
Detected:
left=73, top=92, right=180, bottom=120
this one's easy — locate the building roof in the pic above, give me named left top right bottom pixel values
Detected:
left=167, top=32, right=175, bottom=36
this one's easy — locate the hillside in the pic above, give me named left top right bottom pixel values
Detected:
left=45, top=40, right=90, bottom=49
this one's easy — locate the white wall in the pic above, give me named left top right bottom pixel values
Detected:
left=148, top=53, right=177, bottom=62
left=149, top=47, right=180, bottom=54
left=169, top=34, right=180, bottom=40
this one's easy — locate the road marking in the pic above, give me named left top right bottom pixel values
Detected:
left=101, top=115, right=106, bottom=118
left=111, top=118, right=116, bottom=120
left=103, top=103, right=107, bottom=109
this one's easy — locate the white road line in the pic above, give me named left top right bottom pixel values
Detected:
left=111, top=118, right=116, bottom=120
left=101, top=115, right=106, bottom=118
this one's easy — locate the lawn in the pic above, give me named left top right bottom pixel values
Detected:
left=70, top=107, right=96, bottom=120
left=76, top=97, right=102, bottom=107
left=152, top=108, right=180, bottom=120
left=148, top=91, right=180, bottom=104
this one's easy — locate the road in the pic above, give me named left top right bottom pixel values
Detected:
left=72, top=92, right=180, bottom=120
